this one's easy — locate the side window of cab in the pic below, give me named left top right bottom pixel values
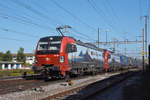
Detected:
left=66, top=44, right=77, bottom=53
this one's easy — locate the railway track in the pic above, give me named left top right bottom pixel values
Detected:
left=0, top=74, right=45, bottom=94
left=0, top=76, right=65, bottom=95
left=42, top=69, right=139, bottom=100
left=0, top=76, right=23, bottom=81
left=0, top=73, right=100, bottom=95
left=0, top=68, right=139, bottom=100
left=0, top=74, right=41, bottom=81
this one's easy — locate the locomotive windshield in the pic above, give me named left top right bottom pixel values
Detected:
left=37, top=36, right=62, bottom=54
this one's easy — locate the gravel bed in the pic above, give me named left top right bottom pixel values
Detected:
left=0, top=72, right=120, bottom=100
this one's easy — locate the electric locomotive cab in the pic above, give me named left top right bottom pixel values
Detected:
left=34, top=36, right=63, bottom=77
left=34, top=36, right=76, bottom=78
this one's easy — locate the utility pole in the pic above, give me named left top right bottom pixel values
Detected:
left=148, top=45, right=150, bottom=71
left=144, top=16, right=148, bottom=67
left=106, top=29, right=109, bottom=44
left=142, top=28, right=145, bottom=71
left=112, top=38, right=116, bottom=53
left=98, top=28, right=100, bottom=48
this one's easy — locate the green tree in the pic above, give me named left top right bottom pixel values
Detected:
left=17, top=47, right=26, bottom=63
left=0, top=52, right=3, bottom=61
left=2, top=50, right=13, bottom=61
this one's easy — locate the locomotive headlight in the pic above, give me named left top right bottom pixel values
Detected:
left=59, top=56, right=64, bottom=63
left=46, top=57, right=49, bottom=61
left=34, top=58, right=38, bottom=64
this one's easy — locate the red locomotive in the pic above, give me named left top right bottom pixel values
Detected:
left=33, top=34, right=139, bottom=80
left=33, top=36, right=111, bottom=79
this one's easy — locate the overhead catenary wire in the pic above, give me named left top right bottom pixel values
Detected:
left=0, top=3, right=41, bottom=22
left=2, top=0, right=62, bottom=35
left=88, top=0, right=118, bottom=30
left=88, top=0, right=121, bottom=37
left=71, top=28, right=97, bottom=42
left=0, top=10, right=93, bottom=41
left=31, top=0, right=97, bottom=41
left=1, top=0, right=98, bottom=43
left=0, top=0, right=142, bottom=58
left=69, top=32, right=93, bottom=42
left=0, top=12, right=56, bottom=33
left=0, top=37, right=25, bottom=41
left=87, top=0, right=113, bottom=28
left=29, top=0, right=98, bottom=41
left=51, top=0, right=96, bottom=31
left=101, top=1, right=117, bottom=25
left=105, top=0, right=120, bottom=23
left=104, top=0, right=136, bottom=40
left=11, top=0, right=62, bottom=27
left=87, top=0, right=125, bottom=40
left=103, top=0, right=123, bottom=32
left=0, top=27, right=40, bottom=38
left=29, top=0, right=64, bottom=25
left=13, top=0, right=97, bottom=41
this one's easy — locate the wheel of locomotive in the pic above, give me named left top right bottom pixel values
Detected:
left=41, top=68, right=50, bottom=81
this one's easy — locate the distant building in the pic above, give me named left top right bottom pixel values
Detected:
left=0, top=61, right=23, bottom=70
left=12, top=53, right=35, bottom=65
left=25, top=53, right=35, bottom=65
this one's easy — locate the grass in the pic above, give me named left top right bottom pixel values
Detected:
left=0, top=69, right=34, bottom=77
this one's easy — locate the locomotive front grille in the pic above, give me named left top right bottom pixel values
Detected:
left=42, top=65, right=59, bottom=71
left=38, top=56, right=59, bottom=65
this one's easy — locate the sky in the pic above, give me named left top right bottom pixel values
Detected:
left=0, top=0, right=149, bottom=58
